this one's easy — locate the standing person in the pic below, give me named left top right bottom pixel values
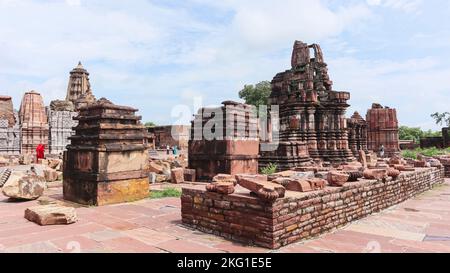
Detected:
left=36, top=144, right=45, bottom=162
left=379, top=144, right=385, bottom=158
left=173, top=145, right=178, bottom=156
left=166, top=145, right=170, bottom=155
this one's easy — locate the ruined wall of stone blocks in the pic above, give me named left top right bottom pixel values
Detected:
left=366, top=103, right=400, bottom=156
left=182, top=168, right=444, bottom=249
left=47, top=109, right=78, bottom=155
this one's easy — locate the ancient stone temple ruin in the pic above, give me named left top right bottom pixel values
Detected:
left=347, top=111, right=369, bottom=157
left=188, top=101, right=259, bottom=180
left=366, top=103, right=400, bottom=156
left=19, top=91, right=49, bottom=154
left=260, top=41, right=354, bottom=170
left=47, top=100, right=78, bottom=155
left=0, top=96, right=20, bottom=154
left=66, top=62, right=96, bottom=110
left=63, top=98, right=149, bottom=206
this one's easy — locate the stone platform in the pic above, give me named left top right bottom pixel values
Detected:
left=181, top=168, right=444, bottom=249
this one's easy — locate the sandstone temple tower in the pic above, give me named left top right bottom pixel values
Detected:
left=19, top=91, right=49, bottom=154
left=260, top=41, right=354, bottom=170
left=366, top=103, right=400, bottom=157
left=66, top=62, right=96, bottom=110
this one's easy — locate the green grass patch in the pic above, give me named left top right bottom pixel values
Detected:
left=401, top=147, right=450, bottom=159
left=150, top=188, right=182, bottom=199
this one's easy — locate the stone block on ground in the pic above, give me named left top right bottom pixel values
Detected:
left=43, top=168, right=59, bottom=182
left=148, top=161, right=165, bottom=174
left=2, top=172, right=46, bottom=200
left=24, top=205, right=77, bottom=226
left=171, top=168, right=184, bottom=184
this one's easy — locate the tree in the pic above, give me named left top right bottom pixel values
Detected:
left=144, top=122, right=157, bottom=127
left=399, top=126, right=442, bottom=142
left=431, top=112, right=450, bottom=128
left=238, top=81, right=271, bottom=108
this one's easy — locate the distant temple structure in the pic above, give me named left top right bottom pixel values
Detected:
left=260, top=41, right=354, bottom=170
left=0, top=96, right=20, bottom=154
left=66, top=62, right=96, bottom=110
left=19, top=91, right=49, bottom=154
left=347, top=111, right=369, bottom=157
left=366, top=103, right=400, bottom=156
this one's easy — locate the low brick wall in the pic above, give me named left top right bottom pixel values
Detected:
left=181, top=168, right=444, bottom=249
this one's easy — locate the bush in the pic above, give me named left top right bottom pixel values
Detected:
left=260, top=163, right=278, bottom=175
left=150, top=188, right=181, bottom=199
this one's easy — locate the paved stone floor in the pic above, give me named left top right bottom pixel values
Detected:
left=0, top=179, right=449, bottom=253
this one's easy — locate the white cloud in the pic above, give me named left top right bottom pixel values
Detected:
left=366, top=0, right=423, bottom=13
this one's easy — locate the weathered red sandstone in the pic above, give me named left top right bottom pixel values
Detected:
left=327, top=171, right=349, bottom=187
left=366, top=103, right=400, bottom=157
left=206, top=182, right=235, bottom=195
left=171, top=168, right=185, bottom=184
left=237, top=176, right=285, bottom=202
left=212, top=174, right=237, bottom=185
left=363, top=169, right=388, bottom=180
left=260, top=41, right=354, bottom=170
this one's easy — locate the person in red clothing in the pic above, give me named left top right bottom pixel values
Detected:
left=36, top=144, right=45, bottom=161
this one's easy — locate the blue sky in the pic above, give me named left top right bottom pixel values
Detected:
left=0, top=0, right=449, bottom=130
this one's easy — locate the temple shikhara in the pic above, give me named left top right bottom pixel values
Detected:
left=0, top=40, right=448, bottom=253
left=260, top=41, right=354, bottom=170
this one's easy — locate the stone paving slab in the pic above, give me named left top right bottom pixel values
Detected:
left=0, top=179, right=448, bottom=253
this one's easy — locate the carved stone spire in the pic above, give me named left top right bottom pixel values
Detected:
left=66, top=62, right=96, bottom=110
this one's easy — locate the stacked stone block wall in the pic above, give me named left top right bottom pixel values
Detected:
left=182, top=168, right=444, bottom=249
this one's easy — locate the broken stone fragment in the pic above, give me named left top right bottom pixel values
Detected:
left=284, top=180, right=313, bottom=192
left=43, top=168, right=59, bottom=182
left=25, top=205, right=77, bottom=226
left=358, top=150, right=367, bottom=168
left=148, top=161, right=165, bottom=174
left=237, top=176, right=285, bottom=202
left=48, top=159, right=62, bottom=170
left=327, top=171, right=349, bottom=187
left=206, top=182, right=235, bottom=195
left=171, top=168, right=185, bottom=184
left=2, top=172, right=46, bottom=200
left=413, top=160, right=427, bottom=168
left=212, top=174, right=237, bottom=185
left=345, top=170, right=363, bottom=182
left=308, top=178, right=326, bottom=190
left=387, top=168, right=401, bottom=179
left=389, top=156, right=402, bottom=165
left=363, top=169, right=388, bottom=180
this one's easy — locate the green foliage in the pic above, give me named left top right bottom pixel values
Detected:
left=431, top=112, right=450, bottom=127
left=149, top=188, right=181, bottom=199
left=399, top=126, right=442, bottom=143
left=401, top=147, right=450, bottom=159
left=238, top=81, right=271, bottom=108
left=260, top=163, right=278, bottom=175
left=145, top=122, right=157, bottom=127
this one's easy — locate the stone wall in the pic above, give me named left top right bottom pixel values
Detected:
left=0, top=112, right=20, bottom=154
left=182, top=168, right=444, bottom=249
